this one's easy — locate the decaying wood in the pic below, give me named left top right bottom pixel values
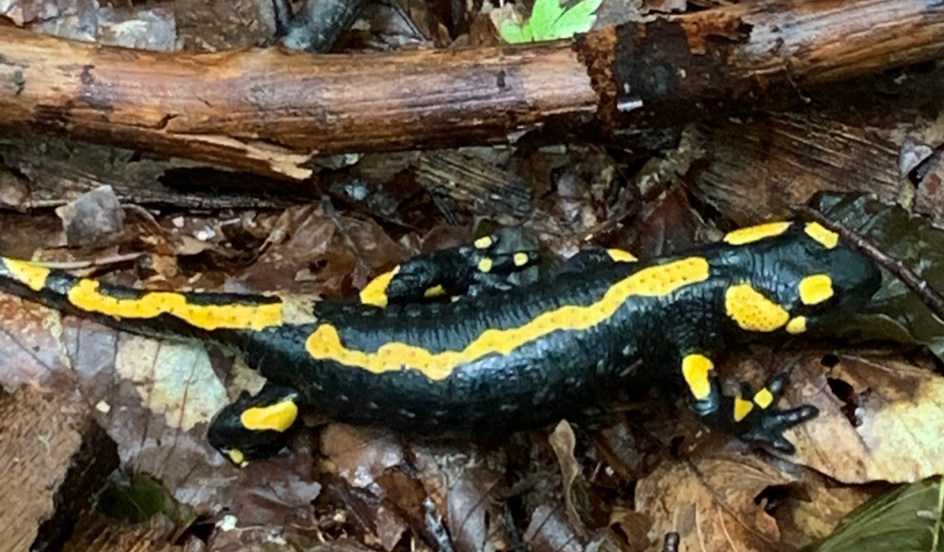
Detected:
left=62, top=514, right=177, bottom=552
left=0, top=132, right=314, bottom=211
left=688, top=113, right=902, bottom=224
left=686, top=64, right=944, bottom=224
left=0, top=0, right=942, bottom=182
left=416, top=151, right=532, bottom=219
left=0, top=387, right=118, bottom=552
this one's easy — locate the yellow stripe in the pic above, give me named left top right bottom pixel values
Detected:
left=240, top=400, right=298, bottom=432
left=474, top=236, right=493, bottom=249
left=606, top=249, right=638, bottom=263
left=66, top=279, right=283, bottom=331
left=753, top=388, right=774, bottom=409
left=359, top=266, right=399, bottom=307
left=804, top=222, right=839, bottom=249
left=723, top=222, right=792, bottom=245
left=733, top=397, right=754, bottom=422
left=307, top=257, right=712, bottom=380
left=681, top=353, right=714, bottom=400
left=725, top=283, right=790, bottom=332
left=786, top=316, right=807, bottom=334
left=798, top=274, right=834, bottom=305
left=424, top=284, right=445, bottom=298
left=3, top=259, right=50, bottom=292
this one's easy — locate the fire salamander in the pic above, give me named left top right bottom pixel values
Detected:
left=0, top=221, right=882, bottom=464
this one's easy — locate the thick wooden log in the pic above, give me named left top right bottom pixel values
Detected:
left=0, top=0, right=942, bottom=181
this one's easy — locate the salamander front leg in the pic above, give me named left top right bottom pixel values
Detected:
left=208, top=382, right=301, bottom=465
left=359, top=233, right=539, bottom=307
left=680, top=353, right=818, bottom=454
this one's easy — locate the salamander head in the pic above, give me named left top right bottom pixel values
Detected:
left=721, top=224, right=882, bottom=335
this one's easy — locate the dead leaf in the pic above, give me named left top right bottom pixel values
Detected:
left=549, top=420, right=587, bottom=536
left=635, top=454, right=793, bottom=552
left=792, top=352, right=944, bottom=483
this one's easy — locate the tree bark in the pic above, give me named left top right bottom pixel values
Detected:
left=0, top=0, right=942, bottom=181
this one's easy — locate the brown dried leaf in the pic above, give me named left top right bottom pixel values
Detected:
left=548, top=420, right=586, bottom=536
left=636, top=455, right=792, bottom=552
left=0, top=294, right=70, bottom=389
left=792, top=352, right=944, bottom=483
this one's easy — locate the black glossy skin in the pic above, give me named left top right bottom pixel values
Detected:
left=227, top=226, right=881, bottom=437
left=0, top=223, right=883, bottom=460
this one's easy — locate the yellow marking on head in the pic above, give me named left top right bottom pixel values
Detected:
left=725, top=284, right=790, bottom=332
left=798, top=274, right=834, bottom=305
left=228, top=449, right=246, bottom=465
left=733, top=397, right=754, bottom=422
left=478, top=258, right=493, bottom=273
left=474, top=236, right=493, bottom=249
left=804, top=222, right=839, bottom=249
left=240, top=400, right=298, bottom=432
left=2, top=259, right=51, bottom=292
left=753, top=388, right=774, bottom=409
left=786, top=316, right=807, bottom=334
left=681, top=354, right=714, bottom=400
left=66, top=279, right=283, bottom=331
left=513, top=252, right=530, bottom=267
left=607, top=249, right=638, bottom=263
left=723, top=222, right=792, bottom=245
left=360, top=266, right=400, bottom=307
left=424, top=285, right=445, bottom=298
left=307, top=257, right=711, bottom=380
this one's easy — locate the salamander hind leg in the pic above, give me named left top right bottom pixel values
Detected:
left=208, top=382, right=301, bottom=464
left=359, top=232, right=539, bottom=307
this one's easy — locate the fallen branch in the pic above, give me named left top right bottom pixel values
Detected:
left=0, top=0, right=942, bottom=181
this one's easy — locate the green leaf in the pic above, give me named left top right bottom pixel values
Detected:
left=498, top=0, right=602, bottom=43
left=529, top=0, right=565, bottom=41
left=809, top=477, right=944, bottom=552
left=95, top=472, right=195, bottom=526
left=499, top=20, right=534, bottom=44
left=546, top=0, right=603, bottom=39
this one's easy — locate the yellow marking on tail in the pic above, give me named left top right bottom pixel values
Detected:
left=2, top=259, right=51, bottom=292
left=66, top=279, right=283, bottom=331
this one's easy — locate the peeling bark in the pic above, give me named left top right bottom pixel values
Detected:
left=0, top=0, right=942, bottom=181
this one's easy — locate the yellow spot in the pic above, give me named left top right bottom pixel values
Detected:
left=424, top=285, right=445, bottom=298
left=681, top=354, right=714, bottom=400
left=798, top=274, right=834, bottom=305
left=240, top=400, right=299, bottom=432
left=478, top=258, right=493, bottom=273
left=474, top=236, right=493, bottom=249
left=786, top=316, right=807, bottom=334
left=360, top=266, right=400, bottom=307
left=754, top=388, right=774, bottom=409
left=804, top=222, right=839, bottom=249
left=513, top=252, right=530, bottom=267
left=606, top=249, right=638, bottom=263
left=228, top=449, right=245, bottom=465
left=307, top=257, right=711, bottom=380
left=733, top=397, right=754, bottom=422
left=725, top=284, right=790, bottom=332
left=2, top=259, right=50, bottom=292
left=723, top=222, right=792, bottom=245
left=66, top=279, right=283, bottom=331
